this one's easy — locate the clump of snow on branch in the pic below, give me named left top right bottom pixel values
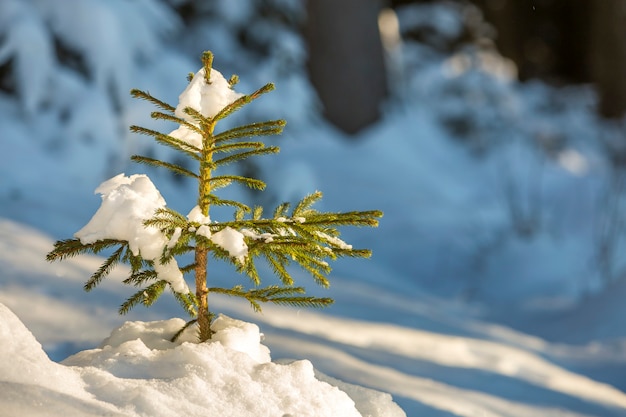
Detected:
left=210, top=226, right=248, bottom=263
left=186, top=205, right=249, bottom=262
left=169, top=67, right=243, bottom=149
left=74, top=174, right=189, bottom=294
left=187, top=205, right=211, bottom=224
left=315, top=231, right=353, bottom=250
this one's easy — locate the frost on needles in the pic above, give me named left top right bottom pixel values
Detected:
left=47, top=51, right=382, bottom=342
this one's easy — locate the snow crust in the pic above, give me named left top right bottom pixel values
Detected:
left=169, top=67, right=243, bottom=149
left=0, top=302, right=404, bottom=417
left=74, top=174, right=188, bottom=293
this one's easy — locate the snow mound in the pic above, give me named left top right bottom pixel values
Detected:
left=0, top=303, right=405, bottom=417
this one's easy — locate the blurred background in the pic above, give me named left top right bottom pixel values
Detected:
left=2, top=0, right=626, bottom=362
left=5, top=1, right=626, bottom=414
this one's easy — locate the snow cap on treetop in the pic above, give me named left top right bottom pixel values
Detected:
left=169, top=67, right=243, bottom=149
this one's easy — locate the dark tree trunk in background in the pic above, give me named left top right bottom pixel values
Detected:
left=473, top=0, right=591, bottom=84
left=590, top=0, right=626, bottom=119
left=304, top=0, right=388, bottom=135
left=474, top=0, right=626, bottom=119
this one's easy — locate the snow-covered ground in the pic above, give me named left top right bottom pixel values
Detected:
left=3, top=215, right=626, bottom=416
left=3, top=1, right=626, bottom=416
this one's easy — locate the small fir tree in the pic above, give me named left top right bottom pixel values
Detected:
left=47, top=51, right=382, bottom=342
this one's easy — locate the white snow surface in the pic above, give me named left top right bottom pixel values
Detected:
left=0, top=301, right=403, bottom=417
left=4, top=219, right=626, bottom=417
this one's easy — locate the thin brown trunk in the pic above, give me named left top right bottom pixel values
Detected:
left=195, top=246, right=210, bottom=341
left=196, top=115, right=215, bottom=342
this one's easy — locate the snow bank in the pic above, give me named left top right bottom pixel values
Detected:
left=0, top=302, right=405, bottom=417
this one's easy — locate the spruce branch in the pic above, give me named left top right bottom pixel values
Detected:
left=130, top=89, right=176, bottom=113
left=205, top=195, right=251, bottom=212
left=210, top=285, right=334, bottom=312
left=131, top=155, right=199, bottom=179
left=181, top=106, right=212, bottom=130
left=292, top=191, right=323, bottom=217
left=213, top=146, right=280, bottom=168
left=149, top=111, right=188, bottom=125
left=119, top=280, right=167, bottom=315
left=129, top=125, right=201, bottom=158
left=262, top=252, right=294, bottom=285
left=143, top=211, right=188, bottom=230
left=122, top=269, right=158, bottom=287
left=213, top=120, right=286, bottom=143
left=153, top=207, right=188, bottom=223
left=84, top=245, right=126, bottom=291
left=173, top=291, right=197, bottom=317
left=47, top=238, right=127, bottom=262
left=273, top=202, right=291, bottom=219
left=212, top=141, right=266, bottom=155
left=253, top=206, right=264, bottom=220
left=209, top=83, right=275, bottom=124
left=208, top=175, right=266, bottom=191
left=170, top=318, right=198, bottom=343
left=201, top=51, right=213, bottom=84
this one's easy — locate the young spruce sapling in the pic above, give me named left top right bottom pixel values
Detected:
left=47, top=51, right=382, bottom=342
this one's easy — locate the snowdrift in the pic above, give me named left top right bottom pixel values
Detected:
left=0, top=302, right=405, bottom=417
